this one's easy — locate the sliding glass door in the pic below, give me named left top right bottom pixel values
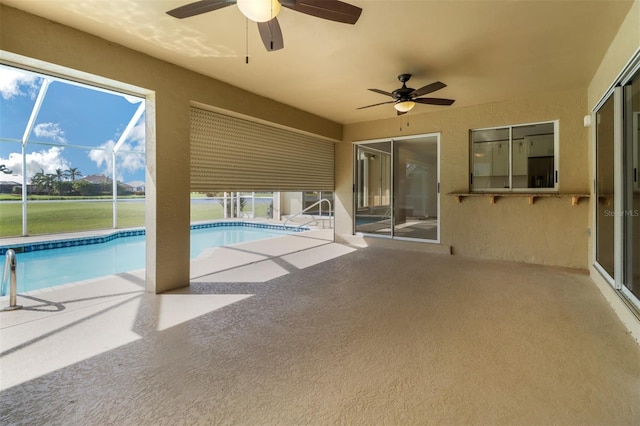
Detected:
left=595, top=95, right=616, bottom=277
left=354, top=134, right=439, bottom=242
left=393, top=138, right=439, bottom=240
left=623, top=70, right=640, bottom=301
left=594, top=55, right=640, bottom=309
left=355, top=141, right=392, bottom=237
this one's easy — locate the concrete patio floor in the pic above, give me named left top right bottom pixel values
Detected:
left=1, top=230, right=639, bottom=425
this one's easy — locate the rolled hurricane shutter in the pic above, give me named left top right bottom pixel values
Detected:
left=190, top=107, right=335, bottom=192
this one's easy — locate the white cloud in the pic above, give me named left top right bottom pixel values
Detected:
left=0, top=67, right=40, bottom=100
left=26, top=147, right=70, bottom=177
left=89, top=140, right=116, bottom=174
left=0, top=152, right=21, bottom=176
left=0, top=146, right=70, bottom=181
left=118, top=148, right=145, bottom=175
left=89, top=138, right=145, bottom=181
left=126, top=122, right=146, bottom=151
left=33, top=122, right=68, bottom=144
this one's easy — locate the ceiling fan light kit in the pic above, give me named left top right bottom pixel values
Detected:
left=237, top=0, right=280, bottom=22
left=394, top=100, right=415, bottom=112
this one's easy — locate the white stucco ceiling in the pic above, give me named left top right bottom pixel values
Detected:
left=1, top=0, right=633, bottom=124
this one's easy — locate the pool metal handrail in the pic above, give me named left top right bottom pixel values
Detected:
left=284, top=199, right=333, bottom=229
left=2, top=249, right=22, bottom=311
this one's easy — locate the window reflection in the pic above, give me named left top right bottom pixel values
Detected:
left=355, top=142, right=392, bottom=236
left=471, top=122, right=556, bottom=191
left=624, top=70, right=640, bottom=300
left=596, top=96, right=615, bottom=277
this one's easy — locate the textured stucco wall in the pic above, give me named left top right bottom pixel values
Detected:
left=338, top=88, right=591, bottom=268
left=0, top=5, right=342, bottom=293
left=587, top=1, right=640, bottom=110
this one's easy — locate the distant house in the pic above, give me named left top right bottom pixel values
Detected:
left=126, top=180, right=145, bottom=192
left=76, top=174, right=136, bottom=195
left=0, top=180, right=21, bottom=194
left=81, top=174, right=112, bottom=185
left=0, top=173, right=22, bottom=194
left=119, top=182, right=134, bottom=193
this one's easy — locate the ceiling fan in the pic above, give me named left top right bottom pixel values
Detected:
left=358, top=74, right=455, bottom=115
left=166, top=0, right=362, bottom=52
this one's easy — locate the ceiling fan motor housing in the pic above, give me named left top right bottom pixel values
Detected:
left=393, top=74, right=414, bottom=100
left=392, top=86, right=415, bottom=100
left=398, top=73, right=412, bottom=83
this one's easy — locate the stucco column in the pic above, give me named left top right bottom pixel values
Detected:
left=146, top=93, right=191, bottom=293
left=334, top=140, right=353, bottom=239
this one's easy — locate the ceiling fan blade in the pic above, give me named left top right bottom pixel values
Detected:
left=368, top=88, right=394, bottom=98
left=281, top=0, right=362, bottom=24
left=167, top=0, right=234, bottom=19
left=414, top=97, right=456, bottom=106
left=410, top=81, right=447, bottom=98
left=357, top=100, right=396, bottom=110
left=257, top=18, right=284, bottom=51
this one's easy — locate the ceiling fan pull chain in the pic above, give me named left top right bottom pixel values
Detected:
left=245, top=17, right=249, bottom=64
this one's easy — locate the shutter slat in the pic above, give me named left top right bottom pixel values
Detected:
left=190, top=108, right=335, bottom=192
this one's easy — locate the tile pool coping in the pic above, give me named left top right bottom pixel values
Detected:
left=0, top=221, right=308, bottom=255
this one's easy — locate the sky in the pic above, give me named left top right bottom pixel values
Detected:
left=0, top=64, right=146, bottom=185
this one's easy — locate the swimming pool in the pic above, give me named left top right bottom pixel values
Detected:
left=0, top=222, right=303, bottom=294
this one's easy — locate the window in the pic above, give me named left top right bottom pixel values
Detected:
left=0, top=64, right=146, bottom=237
left=470, top=121, right=558, bottom=192
left=190, top=191, right=275, bottom=222
left=303, top=191, right=333, bottom=216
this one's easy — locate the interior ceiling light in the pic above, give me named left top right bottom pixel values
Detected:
left=237, top=0, right=281, bottom=22
left=394, top=101, right=415, bottom=113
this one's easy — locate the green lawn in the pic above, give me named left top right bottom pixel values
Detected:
left=0, top=194, right=144, bottom=201
left=0, top=201, right=145, bottom=237
left=0, top=199, right=271, bottom=238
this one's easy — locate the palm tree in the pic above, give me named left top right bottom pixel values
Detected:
left=42, top=174, right=56, bottom=195
left=64, top=167, right=82, bottom=196
left=65, top=167, right=82, bottom=182
left=53, top=168, right=66, bottom=195
left=30, top=169, right=46, bottom=193
left=30, top=169, right=56, bottom=195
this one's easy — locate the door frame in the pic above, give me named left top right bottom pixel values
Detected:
left=353, top=132, right=441, bottom=244
left=592, top=49, right=640, bottom=311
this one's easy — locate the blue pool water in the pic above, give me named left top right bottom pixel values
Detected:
left=1, top=223, right=299, bottom=294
